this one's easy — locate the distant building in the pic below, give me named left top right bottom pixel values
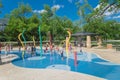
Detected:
left=0, top=18, right=9, bottom=31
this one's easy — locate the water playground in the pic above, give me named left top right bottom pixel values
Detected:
left=1, top=29, right=120, bottom=80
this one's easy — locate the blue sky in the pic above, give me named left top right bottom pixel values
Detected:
left=0, top=0, right=120, bottom=21
left=0, top=0, right=99, bottom=21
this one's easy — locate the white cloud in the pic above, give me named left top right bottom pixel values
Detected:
left=51, top=4, right=64, bottom=11
left=104, top=9, right=120, bottom=21
left=68, top=0, right=83, bottom=3
left=39, top=10, right=47, bottom=14
left=106, top=15, right=120, bottom=19
left=33, top=4, right=64, bottom=14
left=105, top=10, right=120, bottom=19
left=33, top=10, right=36, bottom=13
left=94, top=4, right=100, bottom=10
left=33, top=9, right=47, bottom=14
left=113, top=15, right=120, bottom=19
left=94, top=4, right=120, bottom=20
left=95, top=4, right=120, bottom=17
left=104, top=9, right=120, bottom=18
left=104, top=11, right=114, bottom=16
left=103, top=5, right=117, bottom=16
left=52, top=5, right=60, bottom=10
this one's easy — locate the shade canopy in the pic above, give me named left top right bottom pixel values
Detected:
left=72, top=32, right=99, bottom=37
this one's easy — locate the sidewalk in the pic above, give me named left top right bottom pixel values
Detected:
left=83, top=47, right=120, bottom=64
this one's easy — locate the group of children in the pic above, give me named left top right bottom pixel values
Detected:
left=0, top=43, right=12, bottom=55
left=43, top=43, right=74, bottom=60
left=26, top=44, right=36, bottom=56
left=44, top=43, right=64, bottom=60
left=0, top=41, right=83, bottom=59
left=19, top=43, right=36, bottom=56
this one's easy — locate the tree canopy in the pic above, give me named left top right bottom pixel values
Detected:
left=75, top=0, right=120, bottom=40
left=3, top=4, right=79, bottom=41
left=1, top=0, right=120, bottom=42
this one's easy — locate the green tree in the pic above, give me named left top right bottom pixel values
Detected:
left=4, top=3, right=32, bottom=41
left=26, top=14, right=40, bottom=40
left=4, top=4, right=79, bottom=42
left=40, top=5, right=77, bottom=40
left=75, top=0, right=120, bottom=40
